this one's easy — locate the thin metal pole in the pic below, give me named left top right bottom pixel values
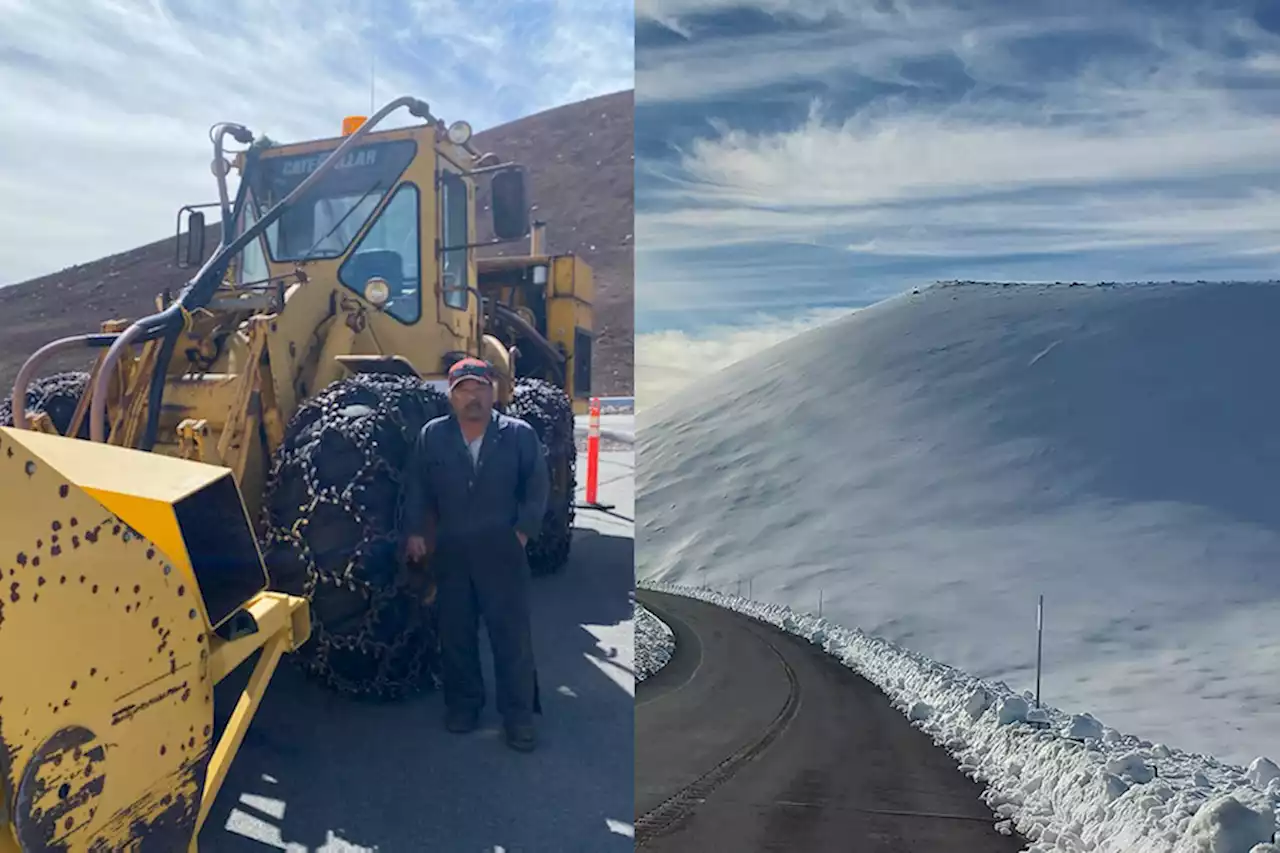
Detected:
left=1035, top=594, right=1044, bottom=708
left=819, top=588, right=823, bottom=618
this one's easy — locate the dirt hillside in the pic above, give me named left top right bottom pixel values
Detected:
left=0, top=89, right=634, bottom=395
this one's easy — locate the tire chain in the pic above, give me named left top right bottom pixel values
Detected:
left=0, top=371, right=97, bottom=437
left=259, top=372, right=451, bottom=700
left=508, top=377, right=577, bottom=576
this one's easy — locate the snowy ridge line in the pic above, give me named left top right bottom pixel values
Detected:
left=574, top=424, right=634, bottom=444
left=595, top=396, right=634, bottom=414
left=635, top=600, right=675, bottom=682
left=639, top=581, right=1280, bottom=853
left=574, top=400, right=635, bottom=443
left=932, top=279, right=1280, bottom=289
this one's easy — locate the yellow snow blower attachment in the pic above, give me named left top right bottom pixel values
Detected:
left=0, top=428, right=309, bottom=852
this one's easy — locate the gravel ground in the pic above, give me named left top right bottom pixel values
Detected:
left=635, top=602, right=675, bottom=682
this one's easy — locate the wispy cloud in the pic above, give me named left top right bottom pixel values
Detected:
left=636, top=0, right=1280, bottom=335
left=0, top=0, right=633, bottom=285
left=637, top=307, right=849, bottom=408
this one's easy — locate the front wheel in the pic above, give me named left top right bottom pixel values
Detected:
left=259, top=373, right=450, bottom=699
left=508, top=378, right=576, bottom=576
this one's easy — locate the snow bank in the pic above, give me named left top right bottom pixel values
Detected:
left=635, top=601, right=675, bottom=682
left=641, top=581, right=1280, bottom=853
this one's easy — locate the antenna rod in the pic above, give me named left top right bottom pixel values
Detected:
left=369, top=0, right=376, bottom=112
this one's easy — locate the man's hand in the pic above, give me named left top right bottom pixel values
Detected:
left=516, top=530, right=528, bottom=547
left=406, top=534, right=429, bottom=562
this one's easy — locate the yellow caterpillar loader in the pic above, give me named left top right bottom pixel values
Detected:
left=0, top=96, right=594, bottom=851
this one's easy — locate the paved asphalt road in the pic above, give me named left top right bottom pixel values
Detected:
left=635, top=591, right=1030, bottom=853
left=200, top=450, right=635, bottom=853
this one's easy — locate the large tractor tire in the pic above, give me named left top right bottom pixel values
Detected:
left=259, top=373, right=450, bottom=699
left=0, top=371, right=94, bottom=437
left=508, top=377, right=576, bottom=576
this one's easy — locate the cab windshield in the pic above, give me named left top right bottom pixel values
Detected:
left=245, top=138, right=418, bottom=262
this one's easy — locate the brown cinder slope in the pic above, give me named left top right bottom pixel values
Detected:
left=0, top=89, right=634, bottom=395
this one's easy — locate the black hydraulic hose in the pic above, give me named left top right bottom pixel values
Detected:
left=491, top=303, right=566, bottom=385
left=89, top=303, right=186, bottom=442
left=138, top=328, right=180, bottom=451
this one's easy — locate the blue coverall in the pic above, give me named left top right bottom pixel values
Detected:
left=402, top=408, right=550, bottom=725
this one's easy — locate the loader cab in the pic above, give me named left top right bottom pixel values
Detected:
left=219, top=118, right=530, bottom=375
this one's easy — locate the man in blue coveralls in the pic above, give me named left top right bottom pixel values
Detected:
left=403, top=357, right=550, bottom=752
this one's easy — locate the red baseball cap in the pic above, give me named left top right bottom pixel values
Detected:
left=448, top=357, right=494, bottom=391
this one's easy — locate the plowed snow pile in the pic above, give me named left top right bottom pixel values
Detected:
left=635, top=601, right=675, bottom=682
left=636, top=281, right=1280, bottom=848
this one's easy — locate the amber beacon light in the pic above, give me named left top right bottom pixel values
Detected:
left=342, top=115, right=367, bottom=136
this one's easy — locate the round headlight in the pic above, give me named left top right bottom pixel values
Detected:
left=447, top=120, right=472, bottom=145
left=364, top=277, right=391, bottom=306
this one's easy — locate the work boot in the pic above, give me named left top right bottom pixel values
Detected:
left=504, top=721, right=536, bottom=752
left=445, top=707, right=478, bottom=734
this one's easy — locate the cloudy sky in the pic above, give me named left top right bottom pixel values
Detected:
left=0, top=0, right=633, bottom=286
left=636, top=0, right=1280, bottom=404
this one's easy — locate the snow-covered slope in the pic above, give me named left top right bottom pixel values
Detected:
left=635, top=602, right=675, bottom=681
left=636, top=281, right=1280, bottom=769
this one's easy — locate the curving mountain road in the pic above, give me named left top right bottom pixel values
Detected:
left=635, top=590, right=1029, bottom=852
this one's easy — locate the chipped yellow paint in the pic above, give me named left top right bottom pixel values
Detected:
left=0, top=429, right=212, bottom=851
left=1, top=429, right=235, bottom=599
left=0, top=430, right=309, bottom=851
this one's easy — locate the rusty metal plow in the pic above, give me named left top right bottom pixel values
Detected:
left=0, top=427, right=310, bottom=852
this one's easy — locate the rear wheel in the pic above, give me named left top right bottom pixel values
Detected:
left=0, top=372, right=94, bottom=436
left=508, top=377, right=576, bottom=576
left=260, top=373, right=450, bottom=699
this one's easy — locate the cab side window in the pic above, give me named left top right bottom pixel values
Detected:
left=440, top=172, right=469, bottom=311
left=235, top=197, right=271, bottom=287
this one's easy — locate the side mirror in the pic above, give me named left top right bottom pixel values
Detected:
left=491, top=167, right=530, bottom=241
left=183, top=210, right=207, bottom=268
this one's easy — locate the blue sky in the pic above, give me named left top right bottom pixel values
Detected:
left=0, top=0, right=633, bottom=286
left=635, top=0, right=1280, bottom=401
